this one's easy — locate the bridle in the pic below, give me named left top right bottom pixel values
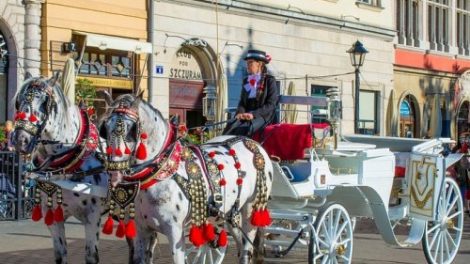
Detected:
left=14, top=78, right=56, bottom=149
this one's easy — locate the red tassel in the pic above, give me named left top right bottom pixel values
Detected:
left=140, top=133, right=148, bottom=140
left=217, top=164, right=224, bottom=171
left=136, top=142, right=147, bottom=160
left=45, top=208, right=54, bottom=226
left=236, top=178, right=243, bottom=186
left=115, top=220, right=126, bottom=238
left=102, top=215, right=114, bottom=235
left=15, top=111, right=26, bottom=121
left=54, top=205, right=64, bottom=223
left=32, top=204, right=42, bottom=222
left=203, top=223, right=216, bottom=242
left=189, top=225, right=206, bottom=247
left=234, top=162, right=241, bottom=169
left=261, top=209, right=272, bottom=226
left=106, top=146, right=113, bottom=155
left=217, top=229, right=228, bottom=247
left=251, top=209, right=263, bottom=227
left=29, top=114, right=38, bottom=122
left=219, top=178, right=226, bottom=186
left=208, top=151, right=216, bottom=158
left=115, top=148, right=123, bottom=157
left=124, top=146, right=131, bottom=155
left=229, top=149, right=236, bottom=156
left=125, top=219, right=137, bottom=239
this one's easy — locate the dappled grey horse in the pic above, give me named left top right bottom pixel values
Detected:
left=13, top=74, right=108, bottom=264
left=99, top=93, right=273, bottom=263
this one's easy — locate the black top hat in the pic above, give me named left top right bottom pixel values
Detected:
left=244, top=49, right=270, bottom=64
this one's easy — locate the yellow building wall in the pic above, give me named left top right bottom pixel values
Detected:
left=40, top=0, right=148, bottom=93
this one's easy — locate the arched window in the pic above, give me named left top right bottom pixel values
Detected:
left=400, top=95, right=417, bottom=138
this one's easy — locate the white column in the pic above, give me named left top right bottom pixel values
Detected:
left=407, top=0, right=413, bottom=45
left=422, top=0, right=429, bottom=49
left=24, top=0, right=44, bottom=77
left=399, top=0, right=406, bottom=44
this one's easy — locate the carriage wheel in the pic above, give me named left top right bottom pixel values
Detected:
left=185, top=243, right=226, bottom=264
left=313, top=203, right=353, bottom=264
left=422, top=178, right=463, bottom=264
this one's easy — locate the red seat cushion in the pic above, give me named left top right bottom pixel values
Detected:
left=253, top=123, right=314, bottom=160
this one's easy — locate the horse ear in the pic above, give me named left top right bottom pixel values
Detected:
left=24, top=72, right=33, bottom=80
left=135, top=88, right=145, bottom=100
left=49, top=71, right=62, bottom=86
left=98, top=90, right=113, bottom=107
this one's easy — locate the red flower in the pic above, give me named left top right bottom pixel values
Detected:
left=219, top=178, right=226, bottom=186
left=217, top=164, right=224, bottom=171
left=178, top=124, right=188, bottom=132
left=249, top=79, right=256, bottom=87
left=236, top=178, right=243, bottom=186
left=234, top=162, right=241, bottom=169
left=87, top=107, right=95, bottom=116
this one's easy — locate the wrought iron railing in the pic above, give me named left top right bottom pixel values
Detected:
left=0, top=151, right=33, bottom=220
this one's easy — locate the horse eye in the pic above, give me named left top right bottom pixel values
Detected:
left=126, top=123, right=138, bottom=142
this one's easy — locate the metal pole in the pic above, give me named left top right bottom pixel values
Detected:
left=354, top=68, right=360, bottom=134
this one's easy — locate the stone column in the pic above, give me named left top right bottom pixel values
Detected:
left=24, top=0, right=44, bottom=77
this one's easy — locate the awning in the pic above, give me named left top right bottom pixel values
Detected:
left=74, top=32, right=152, bottom=54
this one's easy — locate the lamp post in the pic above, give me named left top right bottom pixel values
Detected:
left=347, top=40, right=368, bottom=134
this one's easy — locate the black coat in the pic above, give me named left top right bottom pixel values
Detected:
left=236, top=74, right=279, bottom=123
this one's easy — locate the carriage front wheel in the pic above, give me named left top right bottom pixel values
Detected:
left=313, top=203, right=353, bottom=264
left=422, top=177, right=464, bottom=264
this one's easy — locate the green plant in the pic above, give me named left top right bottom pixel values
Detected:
left=75, top=78, right=96, bottom=107
left=0, top=125, right=5, bottom=143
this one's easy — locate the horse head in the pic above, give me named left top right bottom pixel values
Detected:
left=13, top=73, right=62, bottom=154
left=99, top=93, right=171, bottom=186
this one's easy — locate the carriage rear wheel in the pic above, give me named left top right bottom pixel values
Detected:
left=422, top=177, right=463, bottom=264
left=313, top=203, right=353, bottom=264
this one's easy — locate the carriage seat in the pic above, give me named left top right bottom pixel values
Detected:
left=253, top=123, right=330, bottom=161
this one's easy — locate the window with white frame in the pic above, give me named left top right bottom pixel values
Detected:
left=357, top=0, right=382, bottom=6
left=396, top=0, right=420, bottom=47
left=427, top=0, right=451, bottom=52
left=457, top=0, right=470, bottom=56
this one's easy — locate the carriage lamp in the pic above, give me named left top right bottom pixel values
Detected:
left=203, top=85, right=217, bottom=122
left=347, top=40, right=368, bottom=134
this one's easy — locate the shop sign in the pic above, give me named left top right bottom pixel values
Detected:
left=76, top=76, right=133, bottom=90
left=169, top=49, right=203, bottom=80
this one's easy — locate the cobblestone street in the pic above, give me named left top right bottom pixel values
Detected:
left=1, top=215, right=469, bottom=263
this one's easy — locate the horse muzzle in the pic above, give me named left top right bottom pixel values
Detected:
left=13, top=130, right=34, bottom=154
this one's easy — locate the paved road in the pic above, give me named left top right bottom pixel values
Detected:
left=0, top=215, right=469, bottom=263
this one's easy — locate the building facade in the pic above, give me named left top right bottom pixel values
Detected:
left=150, top=0, right=396, bottom=135
left=39, top=0, right=152, bottom=117
left=0, top=0, right=26, bottom=123
left=393, top=0, right=470, bottom=140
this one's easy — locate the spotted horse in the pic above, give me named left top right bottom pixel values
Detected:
left=98, top=93, right=273, bottom=264
left=13, top=73, right=109, bottom=264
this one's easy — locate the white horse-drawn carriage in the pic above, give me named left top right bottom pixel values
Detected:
left=187, top=93, right=464, bottom=264
left=13, top=72, right=463, bottom=264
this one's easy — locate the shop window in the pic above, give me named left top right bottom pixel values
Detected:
left=427, top=0, right=451, bottom=52
left=358, top=90, right=380, bottom=135
left=396, top=0, right=420, bottom=47
left=76, top=48, right=133, bottom=79
left=457, top=0, right=470, bottom=56
left=310, top=85, right=332, bottom=124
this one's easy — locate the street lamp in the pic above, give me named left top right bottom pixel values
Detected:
left=347, top=40, right=368, bottom=134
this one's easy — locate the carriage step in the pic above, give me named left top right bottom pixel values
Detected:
left=264, top=238, right=309, bottom=248
left=263, top=226, right=309, bottom=237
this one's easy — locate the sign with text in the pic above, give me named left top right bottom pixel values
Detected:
left=169, top=48, right=203, bottom=80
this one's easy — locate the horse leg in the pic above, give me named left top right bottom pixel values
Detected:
left=146, top=232, right=158, bottom=263
left=238, top=207, right=258, bottom=264
left=48, top=221, right=68, bottom=264
left=165, top=225, right=185, bottom=264
left=84, top=207, right=102, bottom=264
left=132, top=225, right=154, bottom=264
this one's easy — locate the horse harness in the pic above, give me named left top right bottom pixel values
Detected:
left=106, top=136, right=270, bottom=242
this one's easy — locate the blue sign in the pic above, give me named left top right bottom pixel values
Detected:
left=156, top=65, right=164, bottom=74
